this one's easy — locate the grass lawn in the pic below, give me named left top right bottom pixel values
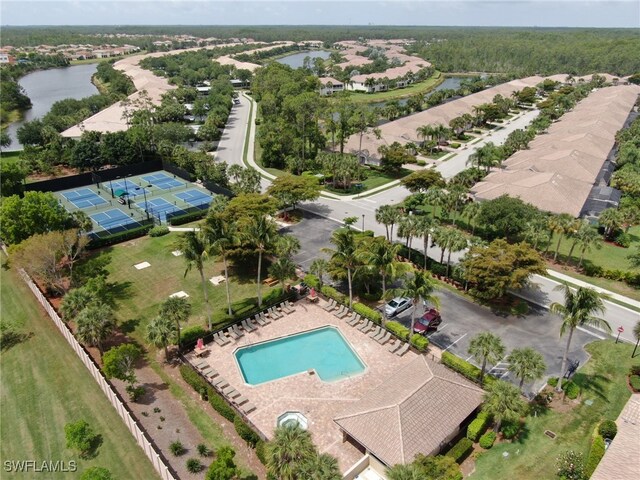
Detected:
left=0, top=150, right=22, bottom=164
left=94, top=233, right=275, bottom=344
left=547, top=265, right=640, bottom=305
left=472, top=340, right=637, bottom=480
left=1, top=109, right=22, bottom=130
left=323, top=167, right=411, bottom=196
left=338, top=72, right=444, bottom=104
left=0, top=260, right=158, bottom=479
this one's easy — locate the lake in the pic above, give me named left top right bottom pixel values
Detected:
left=4, top=63, right=99, bottom=151
left=369, top=76, right=465, bottom=109
left=276, top=50, right=332, bottom=69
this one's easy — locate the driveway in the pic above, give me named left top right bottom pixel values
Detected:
left=389, top=288, right=597, bottom=397
left=280, top=211, right=336, bottom=270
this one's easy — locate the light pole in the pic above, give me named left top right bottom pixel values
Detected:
left=362, top=214, right=365, bottom=232
left=136, top=184, right=152, bottom=220
left=108, top=178, right=115, bottom=198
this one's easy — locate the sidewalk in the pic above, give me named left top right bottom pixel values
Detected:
left=546, top=269, right=640, bottom=309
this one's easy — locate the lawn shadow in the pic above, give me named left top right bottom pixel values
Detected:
left=81, top=434, right=103, bottom=460
left=573, top=372, right=611, bottom=401
left=239, top=474, right=258, bottom=480
left=0, top=330, right=34, bottom=352
left=120, top=317, right=142, bottom=334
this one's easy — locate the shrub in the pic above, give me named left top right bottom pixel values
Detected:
left=64, top=420, right=96, bottom=456
left=126, top=385, right=145, bottom=402
left=417, top=160, right=426, bottom=166
left=564, top=381, right=580, bottom=399
left=87, top=224, right=153, bottom=249
left=263, top=287, right=285, bottom=306
left=445, top=437, right=473, bottom=463
left=360, top=291, right=382, bottom=301
left=234, top=416, right=260, bottom=448
left=197, top=443, right=212, bottom=457
left=303, top=273, right=320, bottom=289
left=209, top=388, right=236, bottom=423
left=80, top=467, right=113, bottom=480
left=450, top=142, right=461, bottom=149
left=186, top=458, right=204, bottom=473
left=441, top=351, right=496, bottom=387
left=598, top=420, right=617, bottom=440
left=353, top=302, right=382, bottom=324
left=180, top=326, right=207, bottom=347
left=556, top=450, right=585, bottom=480
left=479, top=431, right=497, bottom=449
left=585, top=435, right=606, bottom=477
left=179, top=364, right=208, bottom=396
left=631, top=375, right=640, bottom=391
left=615, top=232, right=631, bottom=248
left=169, top=440, right=186, bottom=456
left=467, top=411, right=491, bottom=441
left=255, top=440, right=267, bottom=465
left=149, top=225, right=170, bottom=237
left=500, top=420, right=521, bottom=440
left=547, top=377, right=559, bottom=387
left=320, top=285, right=347, bottom=305
left=630, top=364, right=640, bottom=376
left=386, top=321, right=410, bottom=341
left=410, top=333, right=429, bottom=351
left=169, top=210, right=207, bottom=226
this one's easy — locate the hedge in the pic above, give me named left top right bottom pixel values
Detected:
left=445, top=437, right=473, bottom=463
left=410, top=333, right=429, bottom=352
left=585, top=435, right=606, bottom=478
left=479, top=431, right=496, bottom=449
left=441, top=351, right=496, bottom=387
left=169, top=210, right=207, bottom=226
left=353, top=302, right=382, bottom=324
left=262, top=287, right=284, bottom=306
left=303, top=273, right=320, bottom=289
left=386, top=321, right=410, bottom=341
left=255, top=440, right=267, bottom=465
left=87, top=224, right=153, bottom=249
left=598, top=420, right=617, bottom=440
left=320, top=285, right=347, bottom=305
left=208, top=388, right=236, bottom=423
left=234, top=416, right=260, bottom=448
left=179, top=363, right=236, bottom=422
left=180, top=326, right=208, bottom=347
left=467, top=411, right=491, bottom=441
left=149, top=225, right=170, bottom=237
left=179, top=364, right=208, bottom=396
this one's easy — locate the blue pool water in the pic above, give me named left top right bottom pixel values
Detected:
left=235, top=327, right=366, bottom=385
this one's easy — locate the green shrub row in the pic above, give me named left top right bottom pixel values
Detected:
left=353, top=302, right=382, bottom=324
left=441, top=351, right=496, bottom=387
left=180, top=326, right=207, bottom=347
left=255, top=440, right=267, bottom=465
left=168, top=210, right=207, bottom=226
left=360, top=291, right=382, bottom=302
left=263, top=287, right=285, bottom=306
left=149, top=225, right=170, bottom=237
left=598, top=420, right=617, bottom=440
left=234, top=416, right=261, bottom=448
left=467, top=411, right=491, bottom=441
left=179, top=364, right=208, bottom=396
left=582, top=264, right=640, bottom=288
left=320, top=285, right=347, bottom=305
left=178, top=363, right=235, bottom=423
left=445, top=437, right=473, bottom=463
left=584, top=434, right=606, bottom=478
left=410, top=333, right=429, bottom=352
left=87, top=224, right=153, bottom=249
left=386, top=321, right=410, bottom=341
left=303, top=273, right=320, bottom=289
left=208, top=388, right=236, bottom=423
left=479, top=431, right=496, bottom=449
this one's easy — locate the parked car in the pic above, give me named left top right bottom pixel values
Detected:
left=233, top=98, right=240, bottom=105
left=384, top=297, right=411, bottom=317
left=413, top=309, right=442, bottom=334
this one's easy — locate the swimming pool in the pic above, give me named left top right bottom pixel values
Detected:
left=235, top=327, right=366, bottom=385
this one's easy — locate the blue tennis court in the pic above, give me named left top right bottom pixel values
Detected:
left=137, top=198, right=185, bottom=222
left=90, top=208, right=141, bottom=234
left=107, top=180, right=148, bottom=198
left=174, top=189, right=213, bottom=209
left=141, top=172, right=185, bottom=190
left=62, top=188, right=108, bottom=209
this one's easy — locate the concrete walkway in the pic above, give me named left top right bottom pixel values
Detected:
left=546, top=269, right=640, bottom=309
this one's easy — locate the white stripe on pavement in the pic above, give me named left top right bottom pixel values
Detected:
left=443, top=333, right=467, bottom=352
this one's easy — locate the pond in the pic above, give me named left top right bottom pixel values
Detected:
left=276, top=50, right=332, bottom=69
left=4, top=63, right=99, bottom=151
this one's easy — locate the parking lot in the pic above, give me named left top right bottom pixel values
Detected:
left=286, top=212, right=600, bottom=397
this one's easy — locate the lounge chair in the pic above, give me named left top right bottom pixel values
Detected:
left=226, top=328, right=239, bottom=340
left=373, top=329, right=387, bottom=341
left=259, top=311, right=271, bottom=324
left=347, top=314, right=361, bottom=326
left=254, top=315, right=267, bottom=327
left=233, top=395, right=249, bottom=406
left=395, top=343, right=410, bottom=356
left=285, top=300, right=297, bottom=312
left=336, top=308, right=350, bottom=319
left=268, top=307, right=282, bottom=319
left=231, top=324, right=244, bottom=337
left=241, top=319, right=256, bottom=332
left=333, top=305, right=346, bottom=317
left=204, top=368, right=219, bottom=379
left=213, top=333, right=226, bottom=346
left=212, top=377, right=229, bottom=389
left=357, top=320, right=373, bottom=332
left=241, top=403, right=257, bottom=414
left=376, top=332, right=392, bottom=345
left=222, top=386, right=240, bottom=398
left=280, top=302, right=293, bottom=314
left=369, top=326, right=382, bottom=338
left=193, top=359, right=208, bottom=369
left=322, top=299, right=336, bottom=311
left=388, top=342, right=402, bottom=353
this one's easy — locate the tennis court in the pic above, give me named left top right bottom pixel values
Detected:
left=61, top=188, right=109, bottom=209
left=174, top=189, right=213, bottom=209
left=105, top=180, right=148, bottom=198
left=137, top=198, right=186, bottom=222
left=141, top=172, right=184, bottom=190
left=90, top=208, right=141, bottom=234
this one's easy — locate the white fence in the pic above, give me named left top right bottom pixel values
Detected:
left=19, top=269, right=176, bottom=480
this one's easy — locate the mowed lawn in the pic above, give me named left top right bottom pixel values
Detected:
left=97, top=232, right=275, bottom=343
left=0, top=261, right=158, bottom=479
left=471, top=340, right=637, bottom=480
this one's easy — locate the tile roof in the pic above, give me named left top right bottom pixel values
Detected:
left=334, top=356, right=484, bottom=466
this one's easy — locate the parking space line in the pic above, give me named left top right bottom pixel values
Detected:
left=577, top=326, right=607, bottom=340
left=427, top=323, right=448, bottom=337
left=465, top=355, right=474, bottom=362
left=442, top=333, right=467, bottom=352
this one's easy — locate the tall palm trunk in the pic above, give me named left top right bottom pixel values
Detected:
left=567, top=240, right=579, bottom=265
left=163, top=343, right=169, bottom=360
left=480, top=357, right=487, bottom=384
left=446, top=249, right=453, bottom=277
left=578, top=248, right=587, bottom=268
left=347, top=268, right=353, bottom=308
left=390, top=223, right=396, bottom=241
left=553, top=234, right=563, bottom=262
left=222, top=255, right=232, bottom=316
left=409, top=303, right=418, bottom=337
left=557, top=328, right=574, bottom=392
left=199, top=267, right=212, bottom=330
left=385, top=224, right=390, bottom=242
left=256, top=250, right=263, bottom=307
left=440, top=246, right=446, bottom=264
left=381, top=274, right=387, bottom=303
left=423, top=235, right=429, bottom=269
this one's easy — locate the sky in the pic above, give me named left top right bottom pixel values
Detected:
left=1, top=1, right=639, bottom=28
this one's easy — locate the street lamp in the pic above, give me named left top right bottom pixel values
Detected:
left=136, top=184, right=152, bottom=220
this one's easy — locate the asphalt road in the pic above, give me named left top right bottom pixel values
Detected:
left=280, top=211, right=335, bottom=270
left=214, top=95, right=251, bottom=167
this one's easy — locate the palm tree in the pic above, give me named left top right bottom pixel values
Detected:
left=424, top=187, right=445, bottom=221
left=323, top=228, right=358, bottom=308
left=462, top=202, right=482, bottom=235
left=296, top=453, right=342, bottom=480
left=266, top=424, right=317, bottom=480
left=395, top=270, right=440, bottom=336
left=159, top=296, right=191, bottom=345
left=206, top=216, right=239, bottom=316
left=269, top=257, right=297, bottom=292
left=309, top=258, right=328, bottom=288
left=386, top=464, right=423, bottom=480
left=468, top=332, right=506, bottom=384
left=375, top=205, right=401, bottom=241
left=75, top=303, right=116, bottom=357
left=60, top=287, right=97, bottom=319
left=632, top=321, right=640, bottom=358
left=175, top=230, right=213, bottom=329
left=416, top=124, right=434, bottom=148
left=467, top=142, right=502, bottom=171
left=415, top=216, right=437, bottom=269
left=146, top=316, right=178, bottom=361
left=574, top=223, right=601, bottom=268
left=275, top=234, right=301, bottom=260
left=444, top=229, right=468, bottom=277
left=523, top=218, right=550, bottom=251
left=482, top=380, right=527, bottom=432
left=244, top=215, right=277, bottom=307
left=548, top=213, right=576, bottom=262
left=507, top=347, right=547, bottom=390
left=598, top=208, right=623, bottom=239
left=397, top=215, right=419, bottom=259
left=358, top=237, right=409, bottom=306
left=550, top=285, right=611, bottom=392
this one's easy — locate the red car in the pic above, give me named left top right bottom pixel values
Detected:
left=413, top=309, right=442, bottom=334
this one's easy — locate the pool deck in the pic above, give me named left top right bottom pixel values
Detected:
left=186, top=300, right=418, bottom=472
